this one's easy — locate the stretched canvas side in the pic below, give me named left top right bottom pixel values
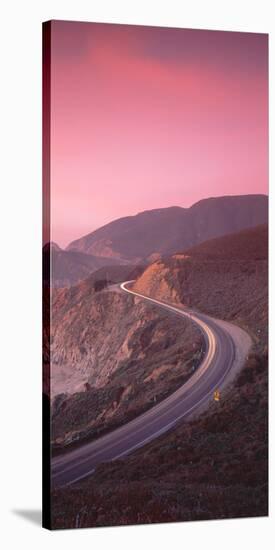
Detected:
left=42, top=20, right=268, bottom=530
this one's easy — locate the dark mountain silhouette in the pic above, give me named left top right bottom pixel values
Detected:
left=182, top=223, right=268, bottom=261
left=66, top=194, right=268, bottom=262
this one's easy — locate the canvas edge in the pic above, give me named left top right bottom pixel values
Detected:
left=42, top=19, right=52, bottom=531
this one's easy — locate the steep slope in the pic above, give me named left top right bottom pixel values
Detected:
left=180, top=223, right=268, bottom=260
left=52, top=345, right=267, bottom=527
left=52, top=226, right=268, bottom=528
left=133, top=224, right=268, bottom=348
left=66, top=194, right=268, bottom=262
left=51, top=279, right=203, bottom=448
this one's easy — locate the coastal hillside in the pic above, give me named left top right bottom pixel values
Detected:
left=50, top=278, right=203, bottom=448
left=52, top=224, right=268, bottom=528
left=133, top=224, right=268, bottom=348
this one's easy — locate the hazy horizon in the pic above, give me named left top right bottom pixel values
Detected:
left=51, top=191, right=267, bottom=248
left=49, top=21, right=268, bottom=247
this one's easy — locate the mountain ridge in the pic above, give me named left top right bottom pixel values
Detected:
left=66, top=194, right=268, bottom=262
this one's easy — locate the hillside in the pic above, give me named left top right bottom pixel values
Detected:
left=66, top=194, right=268, bottom=262
left=50, top=278, right=203, bottom=448
left=181, top=224, right=268, bottom=260
left=78, top=263, right=146, bottom=290
left=43, top=242, right=129, bottom=287
left=52, top=344, right=267, bottom=527
left=133, top=224, right=268, bottom=349
left=52, top=224, right=268, bottom=528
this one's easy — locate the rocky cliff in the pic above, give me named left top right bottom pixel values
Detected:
left=51, top=279, right=203, bottom=447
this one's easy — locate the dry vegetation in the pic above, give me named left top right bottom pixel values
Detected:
left=51, top=224, right=268, bottom=529
left=134, top=225, right=268, bottom=351
left=51, top=279, right=203, bottom=450
left=52, top=347, right=267, bottom=528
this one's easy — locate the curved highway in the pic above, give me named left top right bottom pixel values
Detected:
left=52, top=280, right=249, bottom=488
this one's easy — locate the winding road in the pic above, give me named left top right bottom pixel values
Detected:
left=51, top=281, right=251, bottom=488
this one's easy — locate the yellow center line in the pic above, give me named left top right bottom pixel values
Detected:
left=52, top=281, right=217, bottom=480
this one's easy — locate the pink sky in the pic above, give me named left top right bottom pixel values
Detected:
left=49, top=21, right=268, bottom=248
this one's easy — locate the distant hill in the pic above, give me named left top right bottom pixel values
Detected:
left=66, top=194, right=268, bottom=262
left=43, top=242, right=129, bottom=287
